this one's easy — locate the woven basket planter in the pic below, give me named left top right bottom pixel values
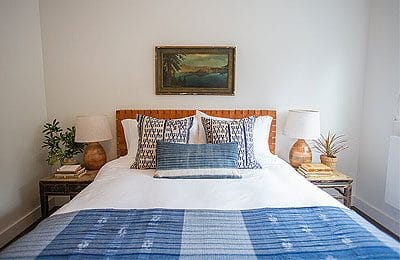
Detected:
left=320, top=155, right=338, bottom=170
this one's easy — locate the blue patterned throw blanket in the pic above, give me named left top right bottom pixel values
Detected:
left=1, top=207, right=399, bottom=259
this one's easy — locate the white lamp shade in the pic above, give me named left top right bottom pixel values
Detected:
left=283, top=110, right=320, bottom=139
left=75, top=115, right=112, bottom=143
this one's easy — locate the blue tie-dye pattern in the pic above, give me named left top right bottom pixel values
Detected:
left=0, top=207, right=398, bottom=259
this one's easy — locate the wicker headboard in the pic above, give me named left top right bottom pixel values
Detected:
left=116, top=109, right=277, bottom=157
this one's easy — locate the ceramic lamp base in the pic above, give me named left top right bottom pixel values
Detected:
left=289, top=139, right=312, bottom=168
left=84, top=142, right=107, bottom=170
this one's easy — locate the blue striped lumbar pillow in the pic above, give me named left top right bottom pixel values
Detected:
left=155, top=141, right=241, bottom=179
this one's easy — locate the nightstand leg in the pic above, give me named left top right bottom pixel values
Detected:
left=344, top=185, right=352, bottom=208
left=39, top=183, right=49, bottom=218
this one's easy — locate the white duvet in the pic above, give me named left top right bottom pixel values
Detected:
left=56, top=156, right=345, bottom=215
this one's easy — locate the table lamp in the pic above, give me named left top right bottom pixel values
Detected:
left=283, top=110, right=320, bottom=168
left=75, top=115, right=112, bottom=170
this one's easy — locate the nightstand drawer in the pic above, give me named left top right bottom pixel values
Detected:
left=68, top=183, right=89, bottom=193
left=44, top=183, right=67, bottom=193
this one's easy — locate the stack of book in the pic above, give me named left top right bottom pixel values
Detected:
left=298, top=163, right=333, bottom=177
left=55, top=165, right=86, bottom=178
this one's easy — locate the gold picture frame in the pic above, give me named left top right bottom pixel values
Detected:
left=155, top=46, right=235, bottom=95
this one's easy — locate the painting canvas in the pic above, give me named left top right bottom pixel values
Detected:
left=156, top=46, right=235, bottom=95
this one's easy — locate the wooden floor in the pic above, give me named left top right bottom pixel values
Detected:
left=351, top=206, right=399, bottom=241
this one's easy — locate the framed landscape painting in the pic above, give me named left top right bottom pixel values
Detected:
left=155, top=46, right=235, bottom=95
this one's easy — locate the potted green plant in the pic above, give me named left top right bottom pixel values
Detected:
left=61, top=126, right=84, bottom=164
left=42, top=119, right=84, bottom=166
left=312, top=131, right=349, bottom=170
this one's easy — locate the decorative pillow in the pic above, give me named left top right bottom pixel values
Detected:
left=196, top=110, right=231, bottom=144
left=155, top=141, right=241, bottom=179
left=201, top=116, right=261, bottom=169
left=122, top=116, right=198, bottom=156
left=131, top=115, right=194, bottom=169
left=196, top=110, right=274, bottom=163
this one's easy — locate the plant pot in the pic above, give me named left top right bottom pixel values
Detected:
left=320, top=155, right=337, bottom=170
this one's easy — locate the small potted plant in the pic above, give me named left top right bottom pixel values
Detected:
left=61, top=126, right=84, bottom=164
left=313, top=131, right=349, bottom=170
left=42, top=119, right=84, bottom=166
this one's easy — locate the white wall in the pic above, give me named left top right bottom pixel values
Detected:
left=355, top=0, right=400, bottom=236
left=0, top=0, right=48, bottom=247
left=39, top=0, right=370, bottom=183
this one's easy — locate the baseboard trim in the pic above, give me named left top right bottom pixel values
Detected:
left=0, top=206, right=41, bottom=249
left=353, top=196, right=400, bottom=237
left=0, top=198, right=58, bottom=250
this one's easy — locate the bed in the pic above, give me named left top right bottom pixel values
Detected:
left=1, top=109, right=399, bottom=259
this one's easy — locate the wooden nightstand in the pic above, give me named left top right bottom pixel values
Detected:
left=298, top=170, right=353, bottom=208
left=39, top=170, right=98, bottom=218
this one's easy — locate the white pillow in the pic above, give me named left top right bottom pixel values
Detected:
left=121, top=116, right=199, bottom=156
left=188, top=116, right=199, bottom=144
left=196, top=110, right=274, bottom=161
left=253, top=115, right=274, bottom=159
left=121, top=119, right=138, bottom=156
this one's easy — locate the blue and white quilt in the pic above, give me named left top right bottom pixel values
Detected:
left=1, top=206, right=399, bottom=259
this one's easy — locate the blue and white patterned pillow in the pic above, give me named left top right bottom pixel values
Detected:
left=201, top=116, right=261, bottom=169
left=131, top=114, right=194, bottom=169
left=155, top=141, right=241, bottom=179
